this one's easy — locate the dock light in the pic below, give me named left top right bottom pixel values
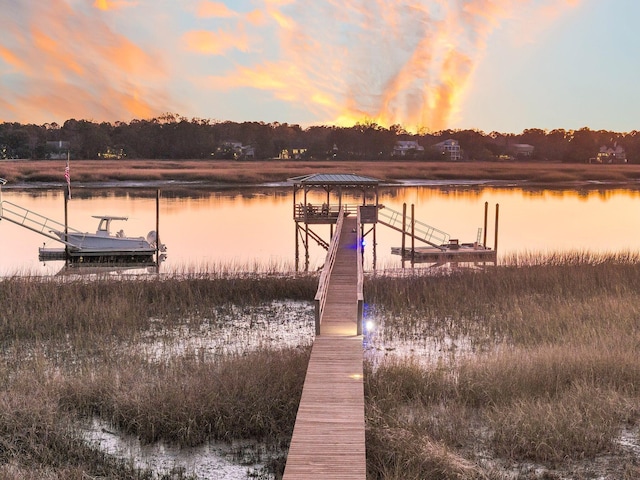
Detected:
left=365, top=320, right=375, bottom=332
left=361, top=239, right=366, bottom=247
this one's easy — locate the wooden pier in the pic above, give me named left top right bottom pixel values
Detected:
left=283, top=214, right=366, bottom=479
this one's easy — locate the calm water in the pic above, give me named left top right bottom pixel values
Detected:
left=1, top=183, right=639, bottom=276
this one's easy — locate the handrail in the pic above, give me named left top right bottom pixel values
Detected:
left=378, top=205, right=450, bottom=248
left=356, top=208, right=364, bottom=336
left=313, top=207, right=345, bottom=335
left=294, top=203, right=360, bottom=220
left=0, top=200, right=80, bottom=247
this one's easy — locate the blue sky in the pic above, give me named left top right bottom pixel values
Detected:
left=0, top=0, right=638, bottom=133
left=461, top=0, right=640, bottom=133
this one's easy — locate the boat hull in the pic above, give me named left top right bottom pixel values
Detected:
left=56, top=232, right=153, bottom=252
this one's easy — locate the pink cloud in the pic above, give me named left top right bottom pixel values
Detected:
left=93, top=0, right=137, bottom=11
left=183, top=29, right=252, bottom=55
left=196, top=1, right=237, bottom=18
left=0, top=1, right=170, bottom=124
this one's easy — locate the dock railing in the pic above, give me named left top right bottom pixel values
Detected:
left=313, top=207, right=345, bottom=335
left=356, top=208, right=364, bottom=335
left=294, top=203, right=360, bottom=222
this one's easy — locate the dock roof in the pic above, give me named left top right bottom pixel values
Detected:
left=288, top=173, right=381, bottom=185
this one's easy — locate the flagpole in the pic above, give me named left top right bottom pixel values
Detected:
left=65, top=151, right=71, bottom=200
left=64, top=151, right=70, bottom=264
left=64, top=185, right=69, bottom=265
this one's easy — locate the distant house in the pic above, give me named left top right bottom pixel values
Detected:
left=393, top=140, right=424, bottom=157
left=279, top=146, right=308, bottom=160
left=590, top=143, right=627, bottom=164
left=46, top=140, right=70, bottom=159
left=214, top=140, right=254, bottom=160
left=98, top=147, right=125, bottom=160
left=432, top=139, right=461, bottom=161
left=510, top=143, right=535, bottom=157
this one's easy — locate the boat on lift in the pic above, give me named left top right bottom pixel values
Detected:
left=40, top=215, right=165, bottom=264
left=52, top=215, right=160, bottom=252
left=0, top=179, right=165, bottom=265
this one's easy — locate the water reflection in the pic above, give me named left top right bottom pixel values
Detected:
left=1, top=185, right=640, bottom=276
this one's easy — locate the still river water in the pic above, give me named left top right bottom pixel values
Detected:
left=1, top=181, right=640, bottom=276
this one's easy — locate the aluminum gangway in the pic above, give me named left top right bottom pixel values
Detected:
left=377, top=204, right=450, bottom=248
left=0, top=200, right=78, bottom=247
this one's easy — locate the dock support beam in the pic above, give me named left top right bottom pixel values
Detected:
left=411, top=203, right=415, bottom=265
left=494, top=203, right=500, bottom=252
left=401, top=203, right=407, bottom=261
left=155, top=190, right=161, bottom=267
left=64, top=193, right=69, bottom=265
left=484, top=201, right=488, bottom=247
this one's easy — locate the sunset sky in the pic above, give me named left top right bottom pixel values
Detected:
left=0, top=0, right=638, bottom=133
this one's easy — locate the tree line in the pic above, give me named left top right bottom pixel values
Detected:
left=1, top=113, right=638, bottom=163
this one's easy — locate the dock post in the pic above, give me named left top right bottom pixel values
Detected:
left=483, top=201, right=488, bottom=247
left=411, top=203, right=415, bottom=265
left=305, top=223, right=309, bottom=272
left=494, top=203, right=499, bottom=253
left=64, top=193, right=69, bottom=265
left=401, top=203, right=407, bottom=265
left=295, top=224, right=299, bottom=271
left=373, top=223, right=377, bottom=271
left=155, top=190, right=160, bottom=266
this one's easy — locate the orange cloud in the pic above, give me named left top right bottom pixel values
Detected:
left=93, top=0, right=137, bottom=11
left=196, top=1, right=237, bottom=18
left=0, top=1, right=170, bottom=124
left=0, top=46, right=26, bottom=71
left=0, top=1, right=583, bottom=128
left=221, top=0, right=581, bottom=132
left=245, top=10, right=267, bottom=26
left=183, top=29, right=252, bottom=55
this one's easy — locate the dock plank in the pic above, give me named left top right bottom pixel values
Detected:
left=283, top=216, right=365, bottom=479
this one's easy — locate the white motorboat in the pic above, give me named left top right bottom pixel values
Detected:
left=53, top=215, right=162, bottom=253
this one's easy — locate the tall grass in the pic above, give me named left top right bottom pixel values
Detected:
left=57, top=347, right=310, bottom=446
left=365, top=251, right=640, bottom=478
left=0, top=273, right=316, bottom=343
left=0, top=271, right=315, bottom=479
left=4, top=253, right=640, bottom=478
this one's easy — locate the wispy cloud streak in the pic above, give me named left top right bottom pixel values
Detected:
left=204, top=0, right=580, bottom=131
left=0, top=0, right=580, bottom=129
left=0, top=1, right=168, bottom=124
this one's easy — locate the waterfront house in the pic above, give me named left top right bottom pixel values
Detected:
left=433, top=139, right=461, bottom=161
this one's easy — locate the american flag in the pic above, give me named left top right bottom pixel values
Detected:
left=64, top=156, right=71, bottom=199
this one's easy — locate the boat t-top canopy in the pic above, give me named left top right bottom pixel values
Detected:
left=91, top=215, right=128, bottom=221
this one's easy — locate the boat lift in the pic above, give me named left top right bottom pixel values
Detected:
left=0, top=179, right=164, bottom=266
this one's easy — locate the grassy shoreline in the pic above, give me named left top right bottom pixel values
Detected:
left=2, top=254, right=640, bottom=478
left=2, top=159, right=640, bottom=186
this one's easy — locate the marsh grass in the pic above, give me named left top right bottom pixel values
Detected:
left=0, top=273, right=316, bottom=343
left=365, top=251, right=640, bottom=478
left=4, top=159, right=640, bottom=186
left=5, top=252, right=640, bottom=478
left=57, top=347, right=310, bottom=446
left=0, top=270, right=315, bottom=479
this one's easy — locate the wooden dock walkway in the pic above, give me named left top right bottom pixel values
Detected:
left=283, top=215, right=366, bottom=479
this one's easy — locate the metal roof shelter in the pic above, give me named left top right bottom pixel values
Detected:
left=291, top=173, right=382, bottom=271
left=289, top=173, right=381, bottom=186
left=290, top=173, right=381, bottom=223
